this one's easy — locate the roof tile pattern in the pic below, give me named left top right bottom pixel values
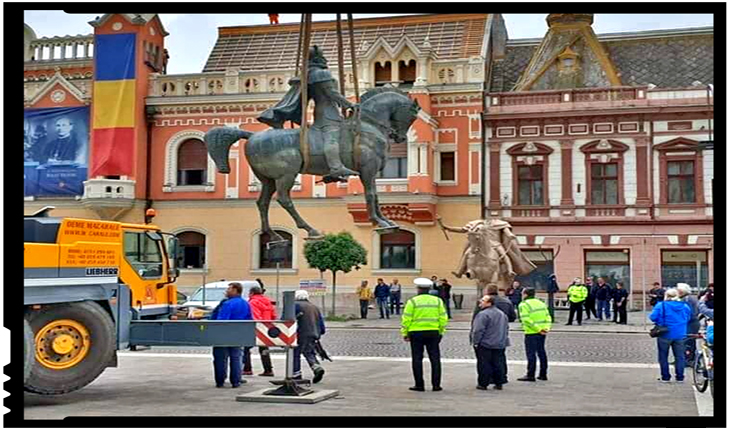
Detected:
left=605, top=35, right=714, bottom=87
left=490, top=31, right=713, bottom=91
left=203, top=14, right=487, bottom=72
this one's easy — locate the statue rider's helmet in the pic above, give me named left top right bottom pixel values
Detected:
left=308, top=45, right=328, bottom=69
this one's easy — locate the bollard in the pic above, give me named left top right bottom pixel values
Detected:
left=265, top=291, right=313, bottom=396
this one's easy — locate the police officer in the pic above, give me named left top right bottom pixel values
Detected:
left=517, top=287, right=552, bottom=382
left=566, top=277, right=588, bottom=326
left=401, top=277, right=449, bottom=392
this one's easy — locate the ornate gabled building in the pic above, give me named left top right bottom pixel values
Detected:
left=24, top=13, right=501, bottom=305
left=484, top=14, right=713, bottom=305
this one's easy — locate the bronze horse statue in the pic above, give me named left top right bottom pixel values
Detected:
left=204, top=87, right=420, bottom=241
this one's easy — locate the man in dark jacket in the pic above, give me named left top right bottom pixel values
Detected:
left=211, top=282, right=252, bottom=388
left=471, top=295, right=510, bottom=390
left=506, top=280, right=523, bottom=313
left=613, top=282, right=629, bottom=324
left=374, top=278, right=391, bottom=319
left=595, top=278, right=612, bottom=321
left=438, top=278, right=453, bottom=319
left=472, top=283, right=515, bottom=384
left=649, top=282, right=665, bottom=308
left=293, top=290, right=327, bottom=383
left=584, top=278, right=597, bottom=320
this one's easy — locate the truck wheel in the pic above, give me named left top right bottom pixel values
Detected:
left=24, top=318, right=34, bottom=385
left=25, top=301, right=116, bottom=395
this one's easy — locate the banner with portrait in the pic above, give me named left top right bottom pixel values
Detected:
left=24, top=106, right=90, bottom=197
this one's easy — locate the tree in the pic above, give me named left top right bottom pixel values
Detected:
left=304, top=232, right=367, bottom=316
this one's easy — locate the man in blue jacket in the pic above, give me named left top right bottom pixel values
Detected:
left=650, top=288, right=691, bottom=382
left=374, top=278, right=391, bottom=319
left=211, top=282, right=252, bottom=388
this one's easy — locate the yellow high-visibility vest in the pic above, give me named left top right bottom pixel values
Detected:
left=518, top=298, right=553, bottom=334
left=401, top=293, right=448, bottom=337
left=567, top=284, right=588, bottom=303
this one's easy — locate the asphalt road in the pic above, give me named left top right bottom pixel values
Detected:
left=132, top=328, right=657, bottom=363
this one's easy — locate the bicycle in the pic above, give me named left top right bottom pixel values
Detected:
left=690, top=329, right=713, bottom=398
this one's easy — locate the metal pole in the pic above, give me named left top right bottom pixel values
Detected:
left=347, top=14, right=359, bottom=103
left=282, top=291, right=295, bottom=379
left=299, top=14, right=312, bottom=170
left=276, top=261, right=281, bottom=314
left=336, top=14, right=347, bottom=117
left=642, top=239, right=647, bottom=330
left=202, top=266, right=207, bottom=305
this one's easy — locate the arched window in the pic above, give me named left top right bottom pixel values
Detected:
left=259, top=230, right=293, bottom=269
left=399, top=59, right=416, bottom=86
left=375, top=61, right=392, bottom=87
left=380, top=230, right=416, bottom=269
left=177, top=139, right=208, bottom=186
left=177, top=231, right=206, bottom=269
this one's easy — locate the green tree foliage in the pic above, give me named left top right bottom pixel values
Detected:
left=304, top=232, right=367, bottom=315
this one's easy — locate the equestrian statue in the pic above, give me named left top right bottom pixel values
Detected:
left=437, top=216, right=537, bottom=292
left=204, top=46, right=420, bottom=242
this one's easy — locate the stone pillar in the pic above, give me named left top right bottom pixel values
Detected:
left=560, top=140, right=574, bottom=206
left=488, top=141, right=502, bottom=208
left=415, top=57, right=429, bottom=87
left=635, top=137, right=652, bottom=205
left=60, top=42, right=66, bottom=60
left=419, top=144, right=428, bottom=174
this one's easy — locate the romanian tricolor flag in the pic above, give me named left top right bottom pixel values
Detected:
left=91, top=33, right=137, bottom=177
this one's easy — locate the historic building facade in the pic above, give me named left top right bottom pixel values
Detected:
left=24, top=13, right=713, bottom=309
left=484, top=14, right=714, bottom=306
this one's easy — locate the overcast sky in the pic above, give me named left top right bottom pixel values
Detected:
left=23, top=12, right=714, bottom=75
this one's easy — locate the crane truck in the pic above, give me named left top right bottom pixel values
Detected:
left=23, top=207, right=285, bottom=395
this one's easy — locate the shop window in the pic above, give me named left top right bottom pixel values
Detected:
left=591, top=163, right=619, bottom=205
left=374, top=61, right=392, bottom=87
left=515, top=250, right=553, bottom=290
left=585, top=250, right=631, bottom=291
left=259, top=230, right=293, bottom=269
left=667, top=161, right=696, bottom=204
left=439, top=152, right=456, bottom=182
left=177, top=231, right=206, bottom=269
left=380, top=230, right=416, bottom=269
left=177, top=139, right=208, bottom=186
left=517, top=165, right=544, bottom=205
left=661, top=250, right=708, bottom=292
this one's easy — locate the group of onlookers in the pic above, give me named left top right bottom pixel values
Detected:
left=562, top=277, right=630, bottom=325
left=356, top=276, right=453, bottom=319
left=208, top=281, right=328, bottom=388
left=649, top=282, right=713, bottom=383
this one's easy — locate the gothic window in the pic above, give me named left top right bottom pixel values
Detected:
left=399, top=59, right=416, bottom=86
left=177, top=139, right=208, bottom=186
left=374, top=61, right=392, bottom=87
left=177, top=231, right=206, bottom=269
left=259, top=230, right=293, bottom=269
left=380, top=230, right=416, bottom=269
left=269, top=76, right=285, bottom=92
left=161, top=81, right=175, bottom=96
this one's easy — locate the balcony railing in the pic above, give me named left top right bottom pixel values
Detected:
left=28, top=35, right=94, bottom=62
left=489, top=86, right=645, bottom=108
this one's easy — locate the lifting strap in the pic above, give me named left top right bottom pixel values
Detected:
left=299, top=14, right=313, bottom=171
left=347, top=13, right=362, bottom=171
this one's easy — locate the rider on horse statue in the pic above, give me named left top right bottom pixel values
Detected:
left=258, top=45, right=359, bottom=183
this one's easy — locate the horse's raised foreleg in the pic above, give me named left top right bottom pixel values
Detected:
left=256, top=175, right=281, bottom=241
left=274, top=173, right=324, bottom=240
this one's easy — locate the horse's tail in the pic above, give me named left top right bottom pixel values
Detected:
left=204, top=127, right=253, bottom=174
